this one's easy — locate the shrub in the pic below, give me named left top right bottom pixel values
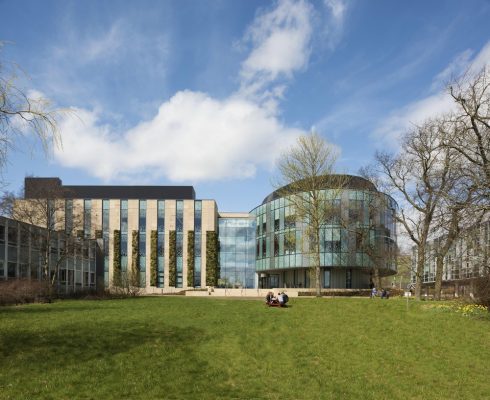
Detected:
left=0, top=280, right=50, bottom=306
left=474, top=269, right=490, bottom=308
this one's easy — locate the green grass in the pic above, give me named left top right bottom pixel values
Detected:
left=0, top=297, right=489, bottom=400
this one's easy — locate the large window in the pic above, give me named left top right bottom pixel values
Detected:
left=218, top=217, right=256, bottom=288
left=157, top=200, right=165, bottom=287
left=84, top=200, right=92, bottom=239
left=194, top=201, right=202, bottom=287
left=120, top=200, right=128, bottom=271
left=65, top=200, right=73, bottom=234
left=102, top=200, right=110, bottom=285
left=138, top=200, right=146, bottom=286
left=176, top=200, right=183, bottom=288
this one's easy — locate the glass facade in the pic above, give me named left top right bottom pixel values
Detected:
left=194, top=201, right=202, bottom=287
left=139, top=200, right=146, bottom=286
left=102, top=199, right=110, bottom=286
left=218, top=217, right=256, bottom=288
left=251, top=181, right=397, bottom=289
left=176, top=200, right=183, bottom=288
left=65, top=199, right=73, bottom=234
left=0, top=216, right=95, bottom=292
left=157, top=200, right=165, bottom=287
left=120, top=200, right=128, bottom=271
left=83, top=199, right=92, bottom=239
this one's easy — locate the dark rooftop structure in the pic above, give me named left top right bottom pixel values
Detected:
left=261, top=174, right=377, bottom=205
left=24, top=177, right=196, bottom=200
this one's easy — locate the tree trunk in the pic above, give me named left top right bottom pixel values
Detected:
left=434, top=255, right=444, bottom=301
left=314, top=229, right=322, bottom=297
left=373, top=267, right=381, bottom=290
left=415, top=246, right=425, bottom=300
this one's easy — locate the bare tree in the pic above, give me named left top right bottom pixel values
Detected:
left=0, top=42, right=62, bottom=178
left=375, top=119, right=454, bottom=300
left=5, top=183, right=81, bottom=297
left=447, top=67, right=490, bottom=210
left=275, top=132, right=346, bottom=297
left=339, top=186, right=396, bottom=290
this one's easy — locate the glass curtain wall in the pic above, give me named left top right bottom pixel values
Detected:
left=194, top=201, right=202, bottom=287
left=176, top=200, right=183, bottom=288
left=120, top=200, right=128, bottom=272
left=218, top=217, right=256, bottom=288
left=83, top=200, right=91, bottom=239
left=102, top=200, right=109, bottom=286
left=139, top=200, right=146, bottom=286
left=157, top=200, right=165, bottom=287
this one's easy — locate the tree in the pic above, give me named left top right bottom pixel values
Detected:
left=0, top=42, right=62, bottom=176
left=275, top=132, right=345, bottom=297
left=339, top=185, right=396, bottom=290
left=447, top=67, right=490, bottom=208
left=375, top=119, right=454, bottom=300
left=5, top=182, right=81, bottom=298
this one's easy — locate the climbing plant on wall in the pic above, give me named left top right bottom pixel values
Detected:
left=187, top=230, right=195, bottom=287
left=206, top=231, right=219, bottom=286
left=150, top=230, right=157, bottom=287
left=131, top=230, right=140, bottom=286
left=113, top=230, right=121, bottom=286
left=169, top=230, right=176, bottom=287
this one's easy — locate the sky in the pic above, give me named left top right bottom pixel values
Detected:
left=1, top=0, right=490, bottom=212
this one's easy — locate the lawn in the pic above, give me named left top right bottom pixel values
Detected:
left=0, top=297, right=489, bottom=400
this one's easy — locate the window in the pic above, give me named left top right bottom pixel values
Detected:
left=194, top=201, right=202, bottom=287
left=323, top=269, right=331, bottom=288
left=157, top=200, right=165, bottom=287
left=65, top=200, right=73, bottom=234
left=176, top=200, right=183, bottom=287
left=325, top=240, right=341, bottom=253
left=346, top=269, right=352, bottom=289
left=7, top=262, right=16, bottom=279
left=285, top=232, right=296, bottom=255
left=84, top=200, right=92, bottom=238
left=8, top=226, right=17, bottom=246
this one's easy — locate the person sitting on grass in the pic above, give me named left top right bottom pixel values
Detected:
left=281, top=291, right=289, bottom=306
left=265, top=291, right=273, bottom=305
left=277, top=292, right=284, bottom=306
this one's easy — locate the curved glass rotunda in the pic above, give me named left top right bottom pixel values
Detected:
left=250, top=175, right=397, bottom=289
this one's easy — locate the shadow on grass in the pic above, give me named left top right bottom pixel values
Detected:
left=0, top=319, right=208, bottom=370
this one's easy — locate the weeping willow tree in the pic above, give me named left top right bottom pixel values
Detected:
left=276, top=133, right=346, bottom=297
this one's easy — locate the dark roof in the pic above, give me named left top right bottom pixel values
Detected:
left=261, top=174, right=377, bottom=205
left=24, top=177, right=196, bottom=200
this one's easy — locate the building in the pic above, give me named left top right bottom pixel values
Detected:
left=251, top=175, right=397, bottom=289
left=0, top=215, right=98, bottom=293
left=412, top=218, right=490, bottom=296
left=10, top=175, right=397, bottom=292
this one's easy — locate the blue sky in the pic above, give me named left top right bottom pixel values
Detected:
left=1, top=0, right=490, bottom=212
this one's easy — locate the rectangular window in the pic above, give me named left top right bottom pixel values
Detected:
left=102, top=200, right=110, bottom=285
left=139, top=200, right=146, bottom=281
left=194, top=201, right=202, bottom=287
left=84, top=199, right=92, bottom=238
left=157, top=200, right=165, bottom=287
left=7, top=262, right=16, bottom=279
left=121, top=200, right=128, bottom=270
left=8, top=226, right=17, bottom=246
left=65, top=200, right=73, bottom=234
left=346, top=269, right=352, bottom=289
left=323, top=269, right=331, bottom=288
left=176, top=200, right=183, bottom=287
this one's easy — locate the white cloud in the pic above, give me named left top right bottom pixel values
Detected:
left=240, top=0, right=314, bottom=97
left=55, top=92, right=303, bottom=182
left=53, top=1, right=344, bottom=183
left=373, top=92, right=455, bottom=150
left=324, top=0, right=347, bottom=24
left=372, top=40, right=490, bottom=150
